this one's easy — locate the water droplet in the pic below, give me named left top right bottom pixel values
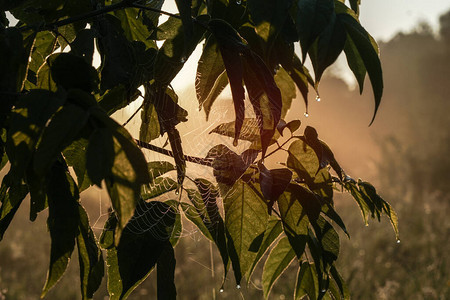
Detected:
left=396, top=239, right=401, bottom=244
left=219, top=288, right=224, bottom=293
left=236, top=0, right=242, bottom=4
left=365, top=223, right=369, bottom=227
left=180, top=56, right=187, bottom=63
left=304, top=112, right=309, bottom=118
left=315, top=95, right=321, bottom=102
left=175, top=189, right=180, bottom=195
left=321, top=289, right=326, bottom=293
left=236, top=284, right=241, bottom=289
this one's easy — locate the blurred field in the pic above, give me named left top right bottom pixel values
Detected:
left=1, top=10, right=450, bottom=300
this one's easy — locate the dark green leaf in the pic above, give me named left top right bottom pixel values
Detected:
left=207, top=145, right=247, bottom=186
left=86, top=127, right=115, bottom=186
left=70, top=29, right=95, bottom=64
left=344, top=32, right=366, bottom=94
left=63, top=139, right=92, bottom=192
left=262, top=236, right=296, bottom=298
left=258, top=163, right=292, bottom=214
left=41, top=162, right=80, bottom=297
left=295, top=0, right=335, bottom=61
left=49, top=53, right=97, bottom=92
left=344, top=180, right=370, bottom=225
left=76, top=204, right=104, bottom=299
left=34, top=103, right=89, bottom=176
left=330, top=265, right=350, bottom=299
left=7, top=90, right=64, bottom=181
left=310, top=13, right=347, bottom=82
left=208, top=19, right=246, bottom=145
left=201, top=70, right=229, bottom=121
left=107, top=201, right=176, bottom=299
left=157, top=243, right=177, bottom=300
left=340, top=14, right=383, bottom=124
left=0, top=178, right=28, bottom=241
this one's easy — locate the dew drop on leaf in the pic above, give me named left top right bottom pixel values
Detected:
left=315, top=95, right=321, bottom=102
left=397, top=239, right=401, bottom=244
left=304, top=112, right=309, bottom=118
left=219, top=288, right=224, bottom=293
left=321, top=289, right=326, bottom=293
left=236, top=284, right=241, bottom=289
left=180, top=56, right=187, bottom=63
left=236, top=0, right=242, bottom=4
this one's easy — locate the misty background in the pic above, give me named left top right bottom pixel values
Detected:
left=1, top=6, right=450, bottom=300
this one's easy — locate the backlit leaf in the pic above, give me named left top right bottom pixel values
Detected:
left=295, top=262, right=319, bottom=300
left=224, top=181, right=269, bottom=283
left=262, top=236, right=296, bottom=298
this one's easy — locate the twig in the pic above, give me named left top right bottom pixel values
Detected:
left=135, top=139, right=213, bottom=167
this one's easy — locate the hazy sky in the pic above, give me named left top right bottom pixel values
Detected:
left=360, top=0, right=450, bottom=40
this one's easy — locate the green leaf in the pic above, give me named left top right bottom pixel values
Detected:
left=210, top=118, right=260, bottom=142
left=201, top=70, right=229, bottom=121
left=76, top=204, right=104, bottom=299
left=295, top=262, right=319, bottom=300
left=344, top=180, right=370, bottom=225
left=142, top=177, right=177, bottom=200
left=147, top=161, right=176, bottom=183
left=247, top=217, right=283, bottom=281
left=358, top=181, right=399, bottom=240
left=86, top=127, right=115, bottom=186
left=278, top=189, right=309, bottom=258
left=0, top=178, right=29, bottom=241
left=63, top=139, right=92, bottom=192
left=262, top=236, right=296, bottom=298
left=340, top=14, right=383, bottom=124
left=275, top=67, right=296, bottom=118
left=165, top=200, right=182, bottom=247
left=41, top=162, right=80, bottom=298
left=295, top=0, right=335, bottom=61
left=91, top=108, right=150, bottom=234
left=34, top=103, right=89, bottom=176
left=330, top=265, right=350, bottom=299
left=6, top=90, right=64, bottom=181
left=157, top=243, right=177, bottom=300
left=223, top=181, right=269, bottom=283
left=113, top=8, right=155, bottom=49
left=196, top=35, right=226, bottom=115
left=192, top=179, right=229, bottom=281
left=107, top=201, right=176, bottom=299
left=139, top=100, right=160, bottom=143
left=287, top=139, right=320, bottom=182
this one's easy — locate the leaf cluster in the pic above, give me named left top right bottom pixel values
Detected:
left=0, top=0, right=395, bottom=299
